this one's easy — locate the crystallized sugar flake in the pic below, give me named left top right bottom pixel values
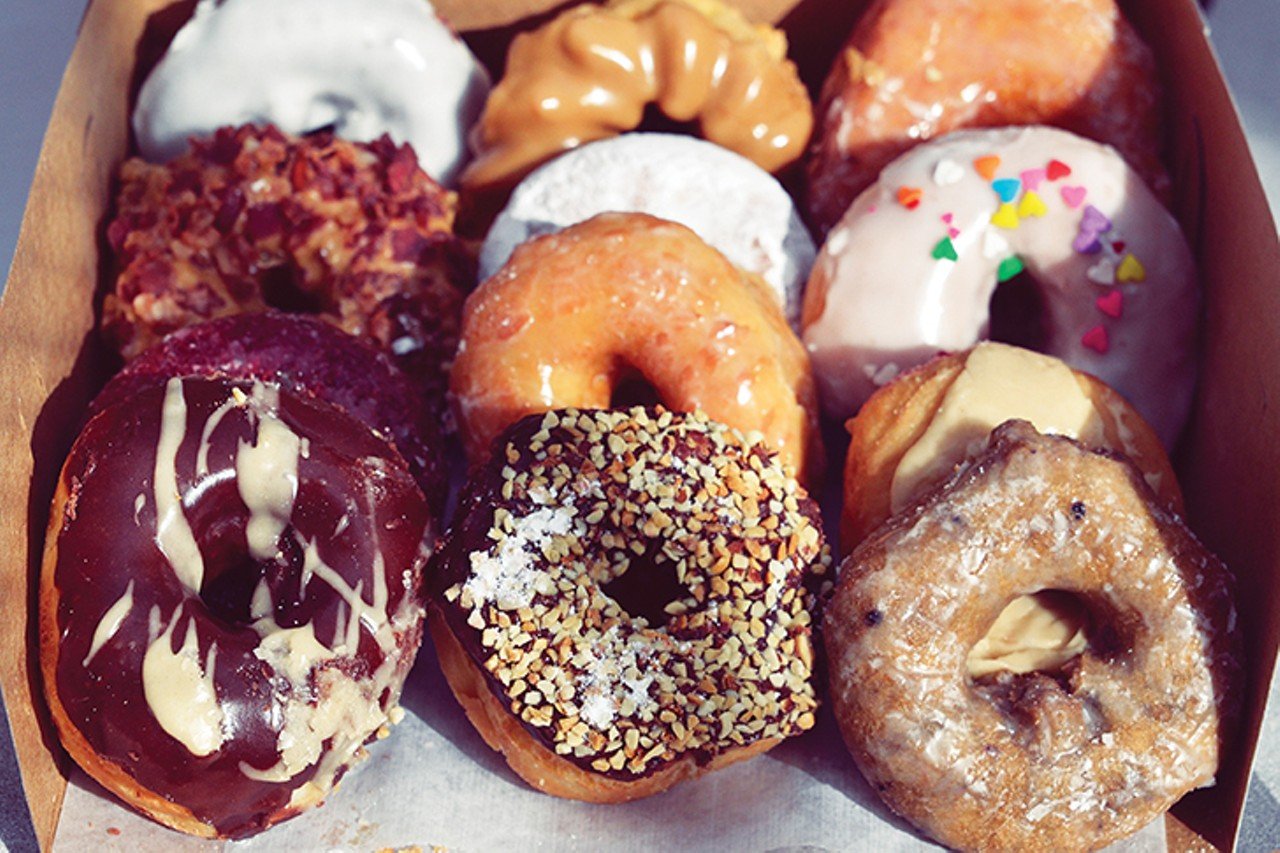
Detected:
left=464, top=505, right=575, bottom=613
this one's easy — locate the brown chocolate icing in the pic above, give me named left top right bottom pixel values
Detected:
left=47, top=377, right=432, bottom=838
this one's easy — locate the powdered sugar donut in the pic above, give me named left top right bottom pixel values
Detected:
left=479, top=134, right=816, bottom=325
left=133, top=0, right=490, bottom=185
left=802, top=126, right=1196, bottom=447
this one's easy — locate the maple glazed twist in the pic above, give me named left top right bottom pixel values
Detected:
left=460, top=0, right=815, bottom=195
left=430, top=407, right=831, bottom=801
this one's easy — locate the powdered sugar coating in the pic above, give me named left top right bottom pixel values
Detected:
left=480, top=134, right=815, bottom=326
left=825, top=422, right=1240, bottom=851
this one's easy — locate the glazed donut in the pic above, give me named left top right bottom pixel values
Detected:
left=452, top=212, right=823, bottom=484
left=134, top=0, right=490, bottom=186
left=478, top=133, right=816, bottom=326
left=802, top=126, right=1197, bottom=447
left=430, top=407, right=829, bottom=801
left=460, top=0, right=813, bottom=196
left=104, top=123, right=472, bottom=417
left=92, top=312, right=446, bottom=512
left=805, top=0, right=1167, bottom=233
left=840, top=342, right=1182, bottom=552
left=825, top=421, right=1241, bottom=851
left=41, top=373, right=434, bottom=838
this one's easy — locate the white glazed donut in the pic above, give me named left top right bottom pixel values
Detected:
left=801, top=126, right=1197, bottom=447
left=133, top=0, right=490, bottom=186
left=479, top=133, right=816, bottom=326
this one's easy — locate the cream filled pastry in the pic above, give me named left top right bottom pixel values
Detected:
left=133, top=0, right=490, bottom=185
left=802, top=126, right=1197, bottom=447
left=479, top=134, right=816, bottom=326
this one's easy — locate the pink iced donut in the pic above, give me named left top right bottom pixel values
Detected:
left=801, top=126, right=1197, bottom=447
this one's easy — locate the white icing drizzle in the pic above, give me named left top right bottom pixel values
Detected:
left=153, top=378, right=206, bottom=594
left=82, top=581, right=134, bottom=667
left=142, top=605, right=225, bottom=756
left=236, top=384, right=302, bottom=561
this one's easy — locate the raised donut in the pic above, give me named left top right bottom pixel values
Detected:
left=460, top=0, right=813, bottom=196
left=825, top=421, right=1241, bottom=851
left=478, top=133, right=816, bottom=327
left=104, top=123, right=472, bottom=418
left=452, top=212, right=822, bottom=484
left=840, top=342, right=1182, bottom=552
left=41, top=375, right=433, bottom=838
left=133, top=0, right=491, bottom=186
left=801, top=126, right=1197, bottom=447
left=805, top=0, right=1167, bottom=233
left=430, top=407, right=829, bottom=801
left=92, top=312, right=447, bottom=513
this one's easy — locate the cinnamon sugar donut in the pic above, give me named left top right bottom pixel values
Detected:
left=825, top=422, right=1241, bottom=851
left=805, top=0, right=1167, bottom=232
left=461, top=0, right=813, bottom=196
left=451, top=213, right=822, bottom=483
left=104, top=123, right=472, bottom=416
left=840, top=342, right=1182, bottom=552
left=431, top=407, right=829, bottom=801
left=41, top=373, right=434, bottom=838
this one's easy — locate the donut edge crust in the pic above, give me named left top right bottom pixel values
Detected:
left=840, top=349, right=1184, bottom=554
left=40, top=460, right=225, bottom=839
left=428, top=606, right=781, bottom=803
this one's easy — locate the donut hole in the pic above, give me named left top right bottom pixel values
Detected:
left=987, top=269, right=1048, bottom=353
left=598, top=552, right=687, bottom=629
left=610, top=364, right=664, bottom=409
left=258, top=266, right=326, bottom=315
left=966, top=590, right=1092, bottom=681
left=638, top=103, right=702, bottom=139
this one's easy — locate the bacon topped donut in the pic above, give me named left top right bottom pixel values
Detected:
left=104, top=123, right=473, bottom=417
left=431, top=407, right=830, bottom=801
left=41, top=367, right=434, bottom=838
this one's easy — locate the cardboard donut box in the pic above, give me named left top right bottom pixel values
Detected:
left=2, top=0, right=1277, bottom=848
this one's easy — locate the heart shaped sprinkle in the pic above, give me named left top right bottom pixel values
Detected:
left=992, top=178, right=1022, bottom=203
left=1018, top=191, right=1048, bottom=218
left=933, top=159, right=965, bottom=186
left=1116, top=254, right=1147, bottom=283
left=1081, top=325, right=1110, bottom=354
left=1046, top=159, right=1072, bottom=181
left=1061, top=185, right=1087, bottom=209
left=997, top=255, right=1025, bottom=282
left=897, top=186, right=924, bottom=209
left=1020, top=168, right=1047, bottom=191
left=931, top=236, right=959, bottom=261
left=941, top=212, right=954, bottom=223
left=1087, top=258, right=1117, bottom=285
left=990, top=202, right=1020, bottom=230
left=974, top=156, right=1001, bottom=181
left=1096, top=291, right=1123, bottom=318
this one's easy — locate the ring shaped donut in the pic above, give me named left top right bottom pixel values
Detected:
left=461, top=0, right=814, bottom=195
left=825, top=422, right=1241, bottom=851
left=431, top=407, right=829, bottom=801
left=802, top=127, right=1197, bottom=446
left=451, top=213, right=822, bottom=484
left=804, top=0, right=1167, bottom=232
left=41, top=377, right=431, bottom=838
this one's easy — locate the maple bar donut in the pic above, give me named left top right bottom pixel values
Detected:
left=134, top=0, right=490, bottom=185
left=430, top=407, right=829, bottom=801
left=92, top=312, right=447, bottom=512
left=105, top=124, right=472, bottom=418
left=802, top=126, right=1197, bottom=447
left=805, top=0, right=1167, bottom=233
left=841, top=342, right=1182, bottom=551
left=825, top=421, right=1241, bottom=852
left=479, top=133, right=816, bottom=327
left=41, top=374, right=434, bottom=838
left=452, top=212, right=822, bottom=484
left=460, top=0, right=814, bottom=196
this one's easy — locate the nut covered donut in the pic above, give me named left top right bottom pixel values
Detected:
left=802, top=126, right=1197, bottom=447
left=805, top=0, right=1167, bottom=233
left=461, top=0, right=814, bottom=195
left=105, top=123, right=472, bottom=416
left=431, top=407, right=830, bottom=801
left=41, top=376, right=433, bottom=838
left=825, top=422, right=1241, bottom=851
left=453, top=213, right=822, bottom=484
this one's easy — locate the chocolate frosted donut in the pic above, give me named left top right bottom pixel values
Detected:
left=825, top=422, right=1241, bottom=851
left=93, top=312, right=446, bottom=512
left=41, top=377, right=433, bottom=838
left=431, top=407, right=830, bottom=802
